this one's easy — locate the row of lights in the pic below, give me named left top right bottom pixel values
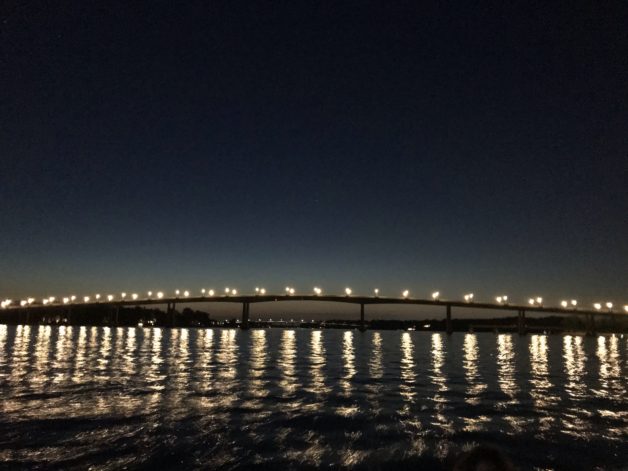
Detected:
left=2, top=288, right=627, bottom=313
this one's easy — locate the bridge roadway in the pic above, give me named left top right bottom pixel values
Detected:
left=6, top=294, right=622, bottom=334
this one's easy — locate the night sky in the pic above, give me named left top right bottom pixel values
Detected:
left=2, top=2, right=627, bottom=311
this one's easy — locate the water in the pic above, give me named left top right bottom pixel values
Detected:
left=0, top=325, right=626, bottom=470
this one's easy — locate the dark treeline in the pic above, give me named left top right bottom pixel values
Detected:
left=1, top=306, right=627, bottom=333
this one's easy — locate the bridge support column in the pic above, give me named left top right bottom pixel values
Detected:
left=586, top=313, right=596, bottom=337
left=517, top=309, right=526, bottom=335
left=167, top=302, right=176, bottom=327
left=241, top=302, right=250, bottom=329
left=446, top=305, right=453, bottom=335
left=359, top=303, right=366, bottom=332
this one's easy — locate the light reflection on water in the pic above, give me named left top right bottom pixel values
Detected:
left=0, top=326, right=626, bottom=469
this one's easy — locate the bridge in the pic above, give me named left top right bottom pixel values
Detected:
left=2, top=290, right=626, bottom=335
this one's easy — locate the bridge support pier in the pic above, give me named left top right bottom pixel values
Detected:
left=359, top=303, right=366, bottom=331
left=241, top=302, right=250, bottom=329
left=446, top=305, right=453, bottom=335
left=586, top=313, right=596, bottom=337
left=517, top=309, right=526, bottom=335
left=167, top=302, right=176, bottom=327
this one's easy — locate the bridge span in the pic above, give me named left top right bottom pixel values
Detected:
left=3, top=293, right=624, bottom=335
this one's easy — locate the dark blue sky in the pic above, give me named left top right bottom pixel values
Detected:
left=1, top=1, right=627, bottom=309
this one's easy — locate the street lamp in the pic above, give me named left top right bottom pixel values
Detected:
left=345, top=287, right=352, bottom=296
left=432, top=291, right=440, bottom=300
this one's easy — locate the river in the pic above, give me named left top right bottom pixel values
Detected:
left=0, top=325, right=626, bottom=469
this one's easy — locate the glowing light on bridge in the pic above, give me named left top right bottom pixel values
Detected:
left=571, top=299, right=577, bottom=307
left=464, top=293, right=474, bottom=302
left=62, top=297, right=69, bottom=304
left=70, top=295, right=76, bottom=302
left=107, top=295, right=114, bottom=301
left=175, top=290, right=180, bottom=296
left=157, top=292, right=164, bottom=299
left=121, top=293, right=126, bottom=299
left=314, top=287, right=322, bottom=295
left=95, top=294, right=101, bottom=301
left=260, top=288, right=266, bottom=295
left=131, top=293, right=138, bottom=300
left=147, top=291, right=153, bottom=297
left=402, top=290, right=409, bottom=298
left=536, top=297, right=543, bottom=305
left=561, top=300, right=568, bottom=308
left=231, top=289, right=237, bottom=295
left=20, top=300, right=27, bottom=307
left=624, top=305, right=628, bottom=313
left=208, top=289, right=214, bottom=296
left=594, top=303, right=602, bottom=310
left=43, top=299, right=49, bottom=305
left=605, top=302, right=613, bottom=310
left=49, top=297, right=56, bottom=303
left=374, top=288, right=379, bottom=297
left=225, top=287, right=230, bottom=295
left=27, top=298, right=34, bottom=305
left=184, top=290, right=190, bottom=297
left=345, top=287, right=352, bottom=296
left=432, top=291, right=440, bottom=300
left=84, top=296, right=90, bottom=303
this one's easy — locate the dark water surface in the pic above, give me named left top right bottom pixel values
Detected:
left=0, top=325, right=626, bottom=470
